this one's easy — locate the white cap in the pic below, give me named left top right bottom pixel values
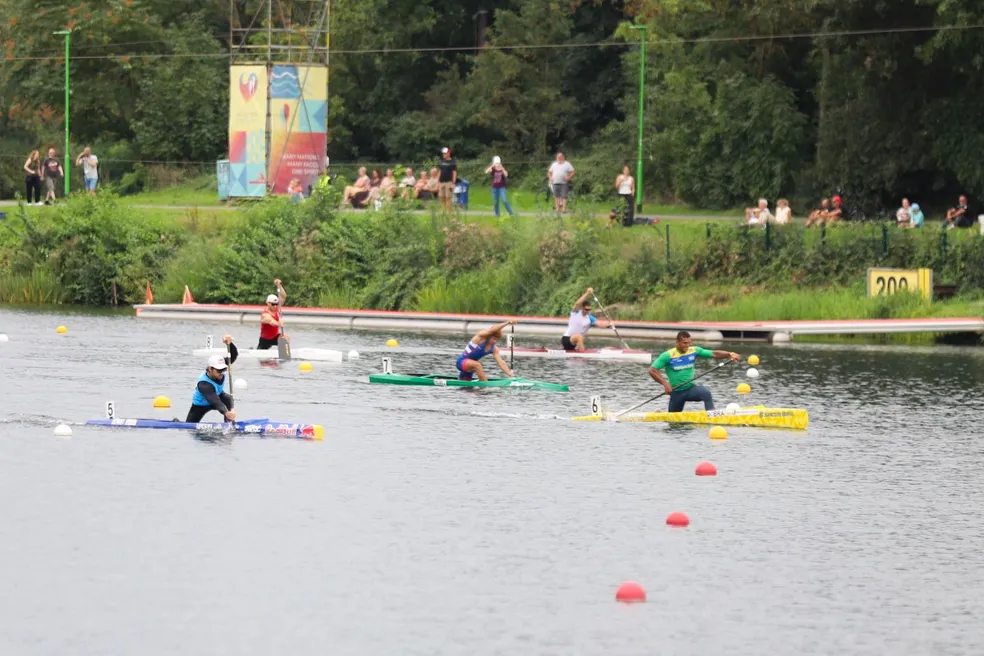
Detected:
left=441, top=147, right=449, bottom=154
left=266, top=294, right=279, bottom=304
left=492, top=155, right=501, bottom=165
left=208, top=355, right=228, bottom=370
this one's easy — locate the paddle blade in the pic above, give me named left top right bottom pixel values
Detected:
left=277, top=336, right=292, bottom=361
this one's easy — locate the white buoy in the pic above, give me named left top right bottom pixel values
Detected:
left=725, top=402, right=741, bottom=414
left=0, top=334, right=8, bottom=342
left=771, top=331, right=791, bottom=343
left=235, top=378, right=248, bottom=391
left=347, top=350, right=360, bottom=360
left=746, top=367, right=759, bottom=379
left=54, top=423, right=73, bottom=438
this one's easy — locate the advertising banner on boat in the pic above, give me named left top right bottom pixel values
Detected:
left=267, top=64, right=328, bottom=195
left=228, top=65, right=268, bottom=197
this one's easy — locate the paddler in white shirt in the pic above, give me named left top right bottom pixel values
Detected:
left=561, top=287, right=599, bottom=352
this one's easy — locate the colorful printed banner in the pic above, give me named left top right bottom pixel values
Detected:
left=268, top=65, right=328, bottom=194
left=228, top=65, right=268, bottom=197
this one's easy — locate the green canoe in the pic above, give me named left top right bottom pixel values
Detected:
left=368, top=372, right=569, bottom=392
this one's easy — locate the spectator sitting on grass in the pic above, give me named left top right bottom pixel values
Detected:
left=826, top=195, right=844, bottom=222
left=427, top=167, right=441, bottom=197
left=908, top=203, right=924, bottom=228
left=896, top=197, right=911, bottom=227
left=805, top=198, right=830, bottom=227
left=399, top=168, right=416, bottom=199
left=744, top=198, right=772, bottom=225
left=945, top=194, right=971, bottom=229
left=415, top=170, right=432, bottom=201
left=774, top=199, right=791, bottom=225
left=342, top=166, right=371, bottom=207
left=378, top=169, right=398, bottom=200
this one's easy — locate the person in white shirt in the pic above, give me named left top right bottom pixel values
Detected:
left=547, top=152, right=575, bottom=213
left=745, top=198, right=772, bottom=225
left=615, top=165, right=635, bottom=226
left=774, top=199, right=792, bottom=225
left=561, top=287, right=599, bottom=351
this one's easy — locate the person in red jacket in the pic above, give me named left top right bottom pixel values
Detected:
left=257, top=279, right=287, bottom=349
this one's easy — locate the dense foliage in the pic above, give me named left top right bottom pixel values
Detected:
left=3, top=1, right=984, bottom=211
left=3, top=194, right=984, bottom=313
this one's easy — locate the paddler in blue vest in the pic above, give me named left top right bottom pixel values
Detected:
left=185, top=335, right=239, bottom=422
left=562, top=287, right=598, bottom=351
left=456, top=320, right=517, bottom=381
left=649, top=331, right=740, bottom=412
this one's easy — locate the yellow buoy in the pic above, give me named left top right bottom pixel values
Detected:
left=299, top=361, right=313, bottom=372
left=152, top=395, right=171, bottom=409
left=736, top=382, right=751, bottom=394
left=747, top=354, right=760, bottom=366
left=709, top=426, right=728, bottom=440
left=386, top=338, right=399, bottom=347
left=56, top=325, right=68, bottom=334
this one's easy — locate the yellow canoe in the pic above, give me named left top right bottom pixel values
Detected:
left=572, top=405, right=809, bottom=430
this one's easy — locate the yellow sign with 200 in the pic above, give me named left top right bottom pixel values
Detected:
left=866, top=267, right=933, bottom=301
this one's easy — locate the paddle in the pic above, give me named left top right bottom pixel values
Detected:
left=614, top=358, right=736, bottom=418
left=509, top=323, right=515, bottom=374
left=591, top=291, right=630, bottom=350
left=274, top=282, right=291, bottom=361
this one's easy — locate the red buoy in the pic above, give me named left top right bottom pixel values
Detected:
left=695, top=461, right=717, bottom=476
left=666, top=511, right=690, bottom=527
left=615, top=581, right=646, bottom=603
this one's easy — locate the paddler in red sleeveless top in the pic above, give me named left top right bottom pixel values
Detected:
left=257, top=278, right=287, bottom=350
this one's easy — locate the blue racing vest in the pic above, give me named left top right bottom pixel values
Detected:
left=191, top=371, right=225, bottom=407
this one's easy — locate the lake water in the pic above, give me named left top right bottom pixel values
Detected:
left=1, top=308, right=983, bottom=655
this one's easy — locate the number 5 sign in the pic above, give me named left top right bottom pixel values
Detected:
left=866, top=267, right=933, bottom=301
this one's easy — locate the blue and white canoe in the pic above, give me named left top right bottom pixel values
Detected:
left=85, top=417, right=324, bottom=440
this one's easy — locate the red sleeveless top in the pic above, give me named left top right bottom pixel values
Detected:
left=260, top=306, right=280, bottom=340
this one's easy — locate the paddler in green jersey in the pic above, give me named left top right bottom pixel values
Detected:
left=649, top=331, right=740, bottom=412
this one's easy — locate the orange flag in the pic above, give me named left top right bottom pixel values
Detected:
left=182, top=285, right=195, bottom=305
left=145, top=282, right=154, bottom=305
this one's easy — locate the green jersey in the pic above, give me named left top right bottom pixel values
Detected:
left=651, top=346, right=714, bottom=390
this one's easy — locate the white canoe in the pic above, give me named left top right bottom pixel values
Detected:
left=509, top=346, right=651, bottom=363
left=192, top=347, right=344, bottom=362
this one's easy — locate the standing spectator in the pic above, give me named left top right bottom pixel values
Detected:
left=484, top=156, right=515, bottom=218
left=615, top=165, right=635, bottom=226
left=23, top=149, right=42, bottom=206
left=774, top=199, right=792, bottom=225
left=75, top=146, right=99, bottom=196
left=806, top=198, right=830, bottom=227
left=908, top=203, right=925, bottom=228
left=744, top=198, right=772, bottom=225
left=895, top=197, right=911, bottom=227
left=547, top=152, right=575, bottom=213
left=945, top=194, right=971, bottom=229
left=438, top=147, right=457, bottom=211
left=40, top=147, right=63, bottom=205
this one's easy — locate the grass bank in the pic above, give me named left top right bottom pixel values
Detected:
left=1, top=189, right=982, bottom=344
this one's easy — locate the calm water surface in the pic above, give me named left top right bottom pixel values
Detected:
left=1, top=308, right=983, bottom=655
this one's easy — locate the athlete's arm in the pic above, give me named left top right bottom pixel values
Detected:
left=649, top=366, right=673, bottom=394
left=274, top=278, right=286, bottom=304
left=710, top=349, right=741, bottom=361
left=572, top=287, right=594, bottom=311
left=492, top=347, right=515, bottom=378
left=225, top=341, right=239, bottom=364
left=260, top=310, right=279, bottom=326
left=476, top=320, right=516, bottom=340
